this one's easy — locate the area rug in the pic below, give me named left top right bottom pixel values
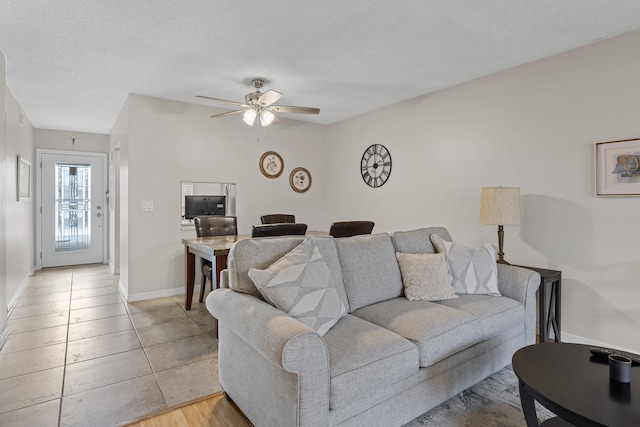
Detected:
left=404, top=365, right=555, bottom=426
left=122, top=364, right=555, bottom=426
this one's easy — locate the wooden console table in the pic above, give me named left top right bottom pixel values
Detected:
left=516, top=265, right=562, bottom=343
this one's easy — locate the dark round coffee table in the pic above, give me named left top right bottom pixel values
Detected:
left=513, top=343, right=640, bottom=426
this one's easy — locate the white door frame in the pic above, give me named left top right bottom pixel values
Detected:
left=36, top=149, right=108, bottom=269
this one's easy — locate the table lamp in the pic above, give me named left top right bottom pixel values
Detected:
left=479, top=187, right=521, bottom=264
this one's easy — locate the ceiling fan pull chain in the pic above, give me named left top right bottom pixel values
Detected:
left=256, top=119, right=261, bottom=143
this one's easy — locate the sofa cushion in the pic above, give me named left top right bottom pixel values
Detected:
left=228, top=237, right=306, bottom=298
left=309, top=236, right=350, bottom=309
left=430, top=234, right=501, bottom=296
left=435, top=294, right=523, bottom=340
left=391, top=227, right=452, bottom=254
left=335, top=233, right=403, bottom=312
left=228, top=236, right=349, bottom=310
left=248, top=237, right=347, bottom=336
left=323, top=314, right=419, bottom=409
left=352, top=298, right=483, bottom=367
left=396, top=252, right=458, bottom=302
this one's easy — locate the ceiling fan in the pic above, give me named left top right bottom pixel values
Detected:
left=196, top=79, right=320, bottom=127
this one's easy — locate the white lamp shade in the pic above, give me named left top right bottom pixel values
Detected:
left=260, top=109, right=275, bottom=126
left=242, top=109, right=257, bottom=126
left=480, top=187, right=521, bottom=226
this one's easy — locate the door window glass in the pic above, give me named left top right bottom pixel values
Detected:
left=55, top=163, right=91, bottom=252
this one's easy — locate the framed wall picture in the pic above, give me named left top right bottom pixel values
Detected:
left=289, top=167, right=312, bottom=193
left=596, top=138, right=640, bottom=196
left=17, top=155, right=31, bottom=201
left=259, top=151, right=284, bottom=179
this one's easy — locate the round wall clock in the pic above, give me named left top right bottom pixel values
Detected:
left=259, top=151, right=284, bottom=179
left=289, top=167, right=312, bottom=193
left=361, top=144, right=392, bottom=188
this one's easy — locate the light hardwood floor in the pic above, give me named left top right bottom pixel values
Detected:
left=123, top=392, right=252, bottom=427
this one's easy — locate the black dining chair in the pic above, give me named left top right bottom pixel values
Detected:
left=260, top=214, right=296, bottom=224
left=193, top=216, right=237, bottom=302
left=329, top=221, right=375, bottom=238
left=251, top=223, right=307, bottom=238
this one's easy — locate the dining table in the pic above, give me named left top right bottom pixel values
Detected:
left=181, top=231, right=327, bottom=310
left=182, top=234, right=244, bottom=310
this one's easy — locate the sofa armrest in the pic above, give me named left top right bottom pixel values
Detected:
left=219, top=269, right=229, bottom=288
left=206, top=288, right=330, bottom=426
left=497, top=264, right=540, bottom=304
left=497, top=264, right=541, bottom=345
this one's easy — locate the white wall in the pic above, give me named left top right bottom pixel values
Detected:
left=118, top=94, right=327, bottom=300
left=34, top=129, right=109, bottom=153
left=110, top=97, right=129, bottom=291
left=4, top=87, right=35, bottom=309
left=108, top=147, right=121, bottom=275
left=325, top=30, right=640, bottom=353
left=0, top=50, right=8, bottom=345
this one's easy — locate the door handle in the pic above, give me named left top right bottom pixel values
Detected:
left=96, top=213, right=102, bottom=217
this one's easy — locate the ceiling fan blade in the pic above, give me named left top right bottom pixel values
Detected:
left=258, top=90, right=282, bottom=107
left=196, top=95, right=249, bottom=108
left=270, top=105, right=320, bottom=115
left=210, top=110, right=245, bottom=118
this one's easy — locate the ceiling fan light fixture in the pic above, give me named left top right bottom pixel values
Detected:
left=260, top=109, right=275, bottom=126
left=198, top=77, right=319, bottom=132
left=242, top=109, right=256, bottom=126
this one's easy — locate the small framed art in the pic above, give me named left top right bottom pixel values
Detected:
left=289, top=167, right=312, bottom=193
left=596, top=138, right=640, bottom=196
left=17, top=155, right=31, bottom=201
left=259, top=151, right=284, bottom=179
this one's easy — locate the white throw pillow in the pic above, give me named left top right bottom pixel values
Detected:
left=248, top=237, right=347, bottom=336
left=396, top=252, right=458, bottom=301
left=430, top=234, right=501, bottom=296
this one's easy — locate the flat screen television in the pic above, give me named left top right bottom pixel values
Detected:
left=184, top=195, right=226, bottom=219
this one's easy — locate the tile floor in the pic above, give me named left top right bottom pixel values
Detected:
left=0, top=264, right=221, bottom=427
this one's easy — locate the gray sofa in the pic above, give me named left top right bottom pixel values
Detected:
left=206, top=227, right=540, bottom=427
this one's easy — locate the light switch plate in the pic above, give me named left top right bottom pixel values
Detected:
left=141, top=201, right=154, bottom=212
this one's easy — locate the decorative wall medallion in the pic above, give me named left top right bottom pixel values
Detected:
left=361, top=144, right=392, bottom=188
left=259, top=151, right=284, bottom=178
left=289, top=167, right=312, bottom=193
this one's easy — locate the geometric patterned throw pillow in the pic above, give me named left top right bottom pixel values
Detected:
left=396, top=252, right=458, bottom=301
left=430, top=234, right=501, bottom=296
left=248, top=237, right=347, bottom=336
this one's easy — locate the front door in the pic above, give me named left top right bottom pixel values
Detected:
left=40, top=151, right=106, bottom=267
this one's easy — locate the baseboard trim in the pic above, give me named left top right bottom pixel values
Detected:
left=124, top=286, right=196, bottom=303
left=6, top=266, right=37, bottom=313
left=561, top=332, right=638, bottom=354
left=108, top=259, right=120, bottom=276
left=117, top=278, right=128, bottom=302
left=117, top=280, right=190, bottom=303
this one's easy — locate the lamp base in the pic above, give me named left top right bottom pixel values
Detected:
left=496, top=225, right=511, bottom=265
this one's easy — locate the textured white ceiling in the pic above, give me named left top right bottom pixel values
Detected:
left=2, top=1, right=640, bottom=134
